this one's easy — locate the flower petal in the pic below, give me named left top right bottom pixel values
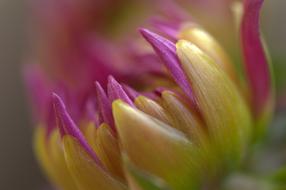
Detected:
left=135, top=95, right=170, bottom=124
left=140, top=28, right=197, bottom=107
left=178, top=25, right=237, bottom=84
left=161, top=91, right=205, bottom=143
left=52, top=93, right=103, bottom=168
left=95, top=82, right=115, bottom=132
left=107, top=76, right=135, bottom=107
left=113, top=100, right=201, bottom=189
left=96, top=123, right=125, bottom=181
left=34, top=127, right=78, bottom=190
left=63, top=135, right=127, bottom=190
left=240, top=0, right=274, bottom=138
left=123, top=154, right=171, bottom=190
left=176, top=40, right=252, bottom=170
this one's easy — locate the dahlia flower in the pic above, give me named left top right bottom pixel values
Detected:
left=24, top=0, right=284, bottom=189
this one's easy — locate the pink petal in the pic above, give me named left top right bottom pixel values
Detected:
left=52, top=93, right=104, bottom=168
left=95, top=82, right=116, bottom=132
left=140, top=28, right=197, bottom=107
left=107, top=76, right=135, bottom=107
left=240, top=0, right=272, bottom=116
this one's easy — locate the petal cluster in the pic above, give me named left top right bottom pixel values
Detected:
left=26, top=0, right=275, bottom=189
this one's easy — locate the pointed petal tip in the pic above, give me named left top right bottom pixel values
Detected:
left=112, top=99, right=128, bottom=113
left=95, top=81, right=102, bottom=90
left=51, top=92, right=76, bottom=138
left=138, top=27, right=148, bottom=35
left=107, top=76, right=134, bottom=107
left=107, top=75, right=116, bottom=83
left=107, top=76, right=123, bottom=95
left=95, top=81, right=107, bottom=99
left=139, top=28, right=158, bottom=42
left=95, top=80, right=116, bottom=132
left=138, top=28, right=152, bottom=38
left=112, top=100, right=136, bottom=124
left=141, top=32, right=197, bottom=107
left=176, top=40, right=206, bottom=60
left=140, top=28, right=176, bottom=52
left=52, top=92, right=104, bottom=167
left=52, top=92, right=61, bottom=104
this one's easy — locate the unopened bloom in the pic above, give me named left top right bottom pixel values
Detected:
left=25, top=0, right=278, bottom=189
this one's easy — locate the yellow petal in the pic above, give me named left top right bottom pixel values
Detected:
left=113, top=100, right=201, bottom=189
left=135, top=95, right=170, bottom=124
left=83, top=122, right=125, bottom=181
left=34, top=127, right=78, bottom=190
left=123, top=154, right=171, bottom=190
left=63, top=135, right=127, bottom=190
left=178, top=25, right=238, bottom=84
left=161, top=91, right=218, bottom=180
left=161, top=91, right=205, bottom=143
left=176, top=40, right=252, bottom=169
left=82, top=123, right=98, bottom=153
left=96, top=123, right=125, bottom=181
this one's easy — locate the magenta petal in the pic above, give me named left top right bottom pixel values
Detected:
left=52, top=93, right=103, bottom=168
left=85, top=98, right=102, bottom=127
left=123, top=84, right=159, bottom=101
left=140, top=28, right=196, bottom=105
left=122, top=84, right=140, bottom=101
left=95, top=82, right=116, bottom=132
left=107, top=76, right=135, bottom=107
left=241, top=0, right=272, bottom=116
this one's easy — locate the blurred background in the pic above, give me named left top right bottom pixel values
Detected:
left=0, top=0, right=285, bottom=189
left=0, top=0, right=47, bottom=189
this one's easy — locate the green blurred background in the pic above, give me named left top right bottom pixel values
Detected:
left=0, top=0, right=285, bottom=189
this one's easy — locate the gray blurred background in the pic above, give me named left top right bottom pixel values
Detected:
left=0, top=0, right=285, bottom=189
left=0, top=0, right=47, bottom=189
